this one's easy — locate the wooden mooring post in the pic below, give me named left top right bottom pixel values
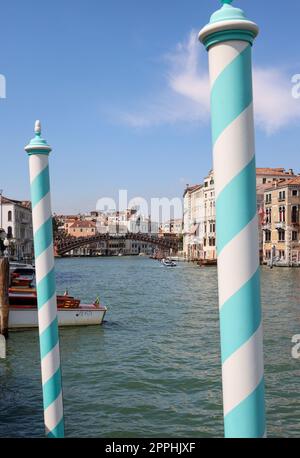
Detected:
left=0, top=257, right=9, bottom=359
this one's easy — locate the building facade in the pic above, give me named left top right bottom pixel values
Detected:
left=263, top=177, right=300, bottom=266
left=67, top=220, right=97, bottom=238
left=183, top=168, right=298, bottom=263
left=183, top=185, right=204, bottom=260
left=0, top=196, right=34, bottom=261
left=202, top=171, right=216, bottom=260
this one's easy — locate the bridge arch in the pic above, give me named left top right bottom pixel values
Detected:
left=55, top=233, right=179, bottom=257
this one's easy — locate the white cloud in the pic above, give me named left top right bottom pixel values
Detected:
left=117, top=30, right=300, bottom=134
left=253, top=68, right=300, bottom=134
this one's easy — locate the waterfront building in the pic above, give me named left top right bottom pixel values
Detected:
left=263, top=177, right=300, bottom=266
left=183, top=168, right=298, bottom=262
left=202, top=171, right=216, bottom=261
left=183, top=184, right=204, bottom=260
left=0, top=195, right=34, bottom=261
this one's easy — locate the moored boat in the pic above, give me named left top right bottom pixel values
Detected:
left=8, top=288, right=107, bottom=329
left=9, top=263, right=35, bottom=287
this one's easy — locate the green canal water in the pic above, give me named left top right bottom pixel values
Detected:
left=0, top=257, right=300, bottom=438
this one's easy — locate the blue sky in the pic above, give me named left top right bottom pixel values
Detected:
left=0, top=0, right=300, bottom=214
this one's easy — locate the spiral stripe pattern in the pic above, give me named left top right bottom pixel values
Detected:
left=209, top=41, right=265, bottom=438
left=29, top=154, right=64, bottom=438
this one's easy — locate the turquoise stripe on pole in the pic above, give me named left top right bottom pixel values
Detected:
left=199, top=1, right=266, bottom=438
left=25, top=121, right=64, bottom=438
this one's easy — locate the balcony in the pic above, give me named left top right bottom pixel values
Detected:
left=262, top=223, right=271, bottom=230
left=275, top=222, right=286, bottom=230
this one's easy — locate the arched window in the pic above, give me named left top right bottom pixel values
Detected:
left=8, top=211, right=12, bottom=222
left=7, top=226, right=12, bottom=239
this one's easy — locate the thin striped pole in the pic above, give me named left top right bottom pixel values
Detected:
left=199, top=2, right=266, bottom=438
left=25, top=121, right=64, bottom=438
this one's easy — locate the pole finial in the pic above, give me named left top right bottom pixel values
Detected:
left=35, top=120, right=41, bottom=135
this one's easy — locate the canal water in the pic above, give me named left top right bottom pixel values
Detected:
left=0, top=257, right=300, bottom=437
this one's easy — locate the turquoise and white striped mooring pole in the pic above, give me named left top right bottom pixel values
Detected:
left=199, top=1, right=266, bottom=438
left=25, top=121, right=64, bottom=438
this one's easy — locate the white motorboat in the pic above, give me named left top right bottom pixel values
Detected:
left=8, top=288, right=107, bottom=329
left=161, top=258, right=177, bottom=267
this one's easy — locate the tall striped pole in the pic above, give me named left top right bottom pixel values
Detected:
left=199, top=1, right=266, bottom=438
left=25, top=121, right=64, bottom=438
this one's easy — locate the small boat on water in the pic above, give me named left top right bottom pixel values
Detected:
left=8, top=288, right=107, bottom=329
left=161, top=258, right=177, bottom=268
left=9, top=263, right=35, bottom=288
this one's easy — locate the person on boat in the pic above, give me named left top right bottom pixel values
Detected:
left=94, top=296, right=100, bottom=306
left=64, top=288, right=69, bottom=297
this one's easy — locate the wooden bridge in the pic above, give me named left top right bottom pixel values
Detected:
left=54, top=233, right=180, bottom=256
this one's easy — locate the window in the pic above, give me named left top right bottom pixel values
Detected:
left=278, top=229, right=285, bottom=242
left=265, top=230, right=271, bottom=242
left=204, top=182, right=208, bottom=188
left=292, top=231, right=298, bottom=242
left=292, top=206, right=298, bottom=224
left=7, top=226, right=13, bottom=238
left=265, top=208, right=272, bottom=224
left=265, top=250, right=271, bottom=260
left=263, top=178, right=267, bottom=184
left=279, top=206, right=286, bottom=223
left=265, top=194, right=272, bottom=204
left=292, top=190, right=298, bottom=197
left=203, top=238, right=207, bottom=247
left=279, top=191, right=286, bottom=201
left=8, top=211, right=12, bottom=222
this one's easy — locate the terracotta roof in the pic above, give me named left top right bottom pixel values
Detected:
left=264, top=176, right=300, bottom=191
left=69, top=220, right=96, bottom=229
left=256, top=168, right=295, bottom=176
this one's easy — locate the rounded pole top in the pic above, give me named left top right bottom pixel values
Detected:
left=25, top=120, right=52, bottom=155
left=199, top=0, right=259, bottom=50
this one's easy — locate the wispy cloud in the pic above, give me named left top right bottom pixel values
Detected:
left=116, top=30, right=300, bottom=134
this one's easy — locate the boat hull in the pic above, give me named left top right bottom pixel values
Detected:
left=8, top=305, right=107, bottom=329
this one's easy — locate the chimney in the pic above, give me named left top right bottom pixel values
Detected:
left=289, top=169, right=294, bottom=175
